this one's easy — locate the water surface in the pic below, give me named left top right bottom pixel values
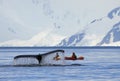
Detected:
left=0, top=47, right=120, bottom=81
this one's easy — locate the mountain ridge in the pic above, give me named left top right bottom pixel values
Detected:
left=58, top=7, right=120, bottom=46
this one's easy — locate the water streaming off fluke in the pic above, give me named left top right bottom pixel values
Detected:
left=14, top=50, right=65, bottom=66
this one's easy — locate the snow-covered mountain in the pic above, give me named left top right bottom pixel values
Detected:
left=0, top=0, right=120, bottom=46
left=97, top=22, right=120, bottom=45
left=58, top=7, right=120, bottom=46
left=58, top=32, right=85, bottom=46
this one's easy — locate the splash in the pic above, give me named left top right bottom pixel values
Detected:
left=14, top=57, right=39, bottom=65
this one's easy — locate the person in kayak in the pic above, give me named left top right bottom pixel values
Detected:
left=71, top=52, right=77, bottom=60
left=53, top=53, right=60, bottom=61
left=65, top=52, right=77, bottom=60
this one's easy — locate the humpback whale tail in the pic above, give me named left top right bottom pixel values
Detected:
left=14, top=50, right=65, bottom=66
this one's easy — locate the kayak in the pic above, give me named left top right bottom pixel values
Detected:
left=65, top=56, right=84, bottom=60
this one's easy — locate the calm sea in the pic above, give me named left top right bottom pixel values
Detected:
left=0, top=47, right=120, bottom=81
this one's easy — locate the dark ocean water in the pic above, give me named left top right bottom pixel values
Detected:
left=0, top=47, right=120, bottom=81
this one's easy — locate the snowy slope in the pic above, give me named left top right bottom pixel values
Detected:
left=97, top=7, right=120, bottom=45
left=58, top=32, right=85, bottom=46
left=58, top=7, right=120, bottom=46
left=102, top=41, right=120, bottom=46
left=98, top=22, right=120, bottom=45
left=0, top=28, right=64, bottom=46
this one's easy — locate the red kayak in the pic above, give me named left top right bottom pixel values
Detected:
left=65, top=56, right=84, bottom=60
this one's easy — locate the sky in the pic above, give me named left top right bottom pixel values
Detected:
left=0, top=0, right=120, bottom=45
